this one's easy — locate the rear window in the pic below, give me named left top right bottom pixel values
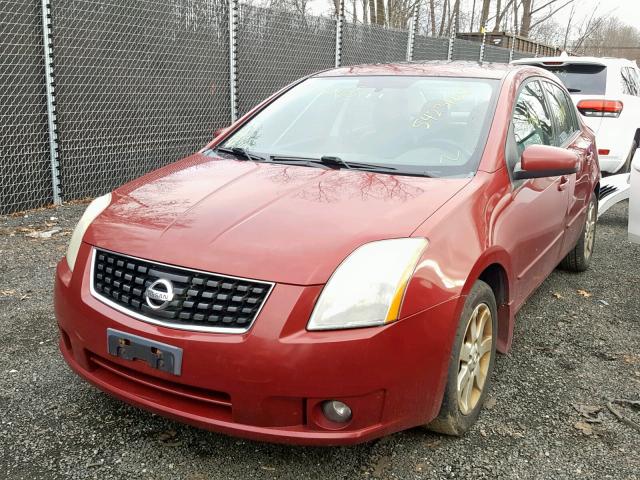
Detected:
left=538, top=64, right=607, bottom=95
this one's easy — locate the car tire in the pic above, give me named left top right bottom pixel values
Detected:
left=426, top=280, right=497, bottom=436
left=619, top=140, right=637, bottom=174
left=559, top=193, right=597, bottom=272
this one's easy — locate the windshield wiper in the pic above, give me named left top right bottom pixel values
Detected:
left=270, top=155, right=331, bottom=169
left=567, top=88, right=582, bottom=93
left=270, top=154, right=399, bottom=173
left=216, top=146, right=267, bottom=162
left=319, top=155, right=397, bottom=171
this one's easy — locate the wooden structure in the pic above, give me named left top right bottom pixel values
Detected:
left=457, top=32, right=563, bottom=57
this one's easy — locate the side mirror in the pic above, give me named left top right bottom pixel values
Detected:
left=213, top=127, right=229, bottom=138
left=513, top=144, right=579, bottom=180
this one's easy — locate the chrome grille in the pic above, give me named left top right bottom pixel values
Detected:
left=91, top=248, right=273, bottom=333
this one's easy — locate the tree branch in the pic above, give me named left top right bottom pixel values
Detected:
left=529, top=0, right=573, bottom=30
left=531, top=0, right=563, bottom=15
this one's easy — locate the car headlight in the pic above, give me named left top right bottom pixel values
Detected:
left=66, top=193, right=112, bottom=271
left=307, top=238, right=428, bottom=331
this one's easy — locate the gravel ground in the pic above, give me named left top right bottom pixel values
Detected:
left=0, top=201, right=639, bottom=480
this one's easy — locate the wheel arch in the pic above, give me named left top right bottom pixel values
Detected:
left=461, top=250, right=514, bottom=354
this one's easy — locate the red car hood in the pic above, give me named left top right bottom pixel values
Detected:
left=86, top=154, right=469, bottom=285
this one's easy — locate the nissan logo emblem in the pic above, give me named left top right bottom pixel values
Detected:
left=145, top=278, right=174, bottom=310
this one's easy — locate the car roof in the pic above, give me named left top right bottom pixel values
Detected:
left=314, top=61, right=519, bottom=80
left=512, top=56, right=638, bottom=67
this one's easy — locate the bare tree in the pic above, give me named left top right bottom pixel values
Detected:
left=491, top=0, right=514, bottom=32
left=375, top=0, right=386, bottom=25
left=360, top=0, right=369, bottom=22
left=479, top=0, right=491, bottom=30
left=428, top=0, right=437, bottom=35
left=470, top=0, right=477, bottom=31
left=520, top=0, right=574, bottom=38
left=438, top=0, right=449, bottom=36
left=369, top=0, right=377, bottom=24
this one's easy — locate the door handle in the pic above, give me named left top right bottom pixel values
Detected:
left=558, top=175, right=569, bottom=191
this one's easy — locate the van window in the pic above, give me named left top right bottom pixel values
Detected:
left=621, top=67, right=640, bottom=96
left=540, top=64, right=607, bottom=95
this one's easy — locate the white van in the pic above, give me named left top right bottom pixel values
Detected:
left=512, top=56, right=640, bottom=174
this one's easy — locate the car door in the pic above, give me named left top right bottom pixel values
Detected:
left=495, top=79, right=570, bottom=308
left=541, top=80, right=594, bottom=253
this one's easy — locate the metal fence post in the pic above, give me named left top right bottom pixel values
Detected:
left=406, top=4, right=419, bottom=62
left=334, top=0, right=343, bottom=67
left=479, top=26, right=486, bottom=63
left=447, top=12, right=456, bottom=61
left=509, top=32, right=515, bottom=62
left=40, top=0, right=61, bottom=205
left=229, top=0, right=239, bottom=122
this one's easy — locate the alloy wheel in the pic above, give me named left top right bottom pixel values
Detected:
left=457, top=303, right=493, bottom=415
left=584, top=201, right=596, bottom=260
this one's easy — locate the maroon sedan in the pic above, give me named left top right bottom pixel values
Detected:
left=55, top=62, right=600, bottom=445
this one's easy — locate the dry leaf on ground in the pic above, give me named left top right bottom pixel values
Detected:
left=574, top=421, right=594, bottom=435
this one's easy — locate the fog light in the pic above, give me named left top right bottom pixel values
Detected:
left=321, top=400, right=352, bottom=423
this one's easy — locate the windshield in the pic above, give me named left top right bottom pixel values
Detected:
left=220, top=76, right=499, bottom=177
left=541, top=64, right=607, bottom=95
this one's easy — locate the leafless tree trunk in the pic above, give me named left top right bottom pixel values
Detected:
left=439, top=0, right=449, bottom=36
left=520, top=0, right=574, bottom=38
left=493, top=0, right=501, bottom=31
left=429, top=0, right=436, bottom=35
left=369, top=0, right=377, bottom=24
left=469, top=0, right=476, bottom=31
left=452, top=0, right=460, bottom=33
left=479, top=0, right=491, bottom=30
left=492, top=0, right=514, bottom=32
left=520, top=0, right=531, bottom=36
left=375, top=0, right=385, bottom=26
left=563, top=4, right=575, bottom=50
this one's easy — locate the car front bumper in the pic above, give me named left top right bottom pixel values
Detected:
left=54, top=244, right=461, bottom=445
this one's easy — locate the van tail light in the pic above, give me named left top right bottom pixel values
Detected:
left=598, top=149, right=610, bottom=156
left=576, top=100, right=623, bottom=118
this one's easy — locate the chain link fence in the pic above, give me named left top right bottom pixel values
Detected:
left=236, top=4, right=335, bottom=117
left=484, top=44, right=512, bottom=63
left=413, top=35, right=449, bottom=61
left=0, top=0, right=52, bottom=214
left=51, top=0, right=230, bottom=200
left=342, top=22, right=408, bottom=65
left=0, top=0, right=547, bottom=214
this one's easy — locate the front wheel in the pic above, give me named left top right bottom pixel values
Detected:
left=426, top=280, right=497, bottom=436
left=559, top=193, right=597, bottom=272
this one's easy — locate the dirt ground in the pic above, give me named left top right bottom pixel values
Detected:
left=0, top=201, right=638, bottom=480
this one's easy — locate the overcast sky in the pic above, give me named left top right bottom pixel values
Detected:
left=554, top=0, right=640, bottom=29
left=310, top=0, right=640, bottom=32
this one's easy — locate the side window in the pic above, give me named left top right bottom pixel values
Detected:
left=543, top=81, right=578, bottom=146
left=621, top=67, right=640, bottom=96
left=509, top=80, right=553, bottom=172
left=629, top=68, right=640, bottom=97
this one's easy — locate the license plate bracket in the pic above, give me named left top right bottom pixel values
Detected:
left=107, top=328, right=182, bottom=376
